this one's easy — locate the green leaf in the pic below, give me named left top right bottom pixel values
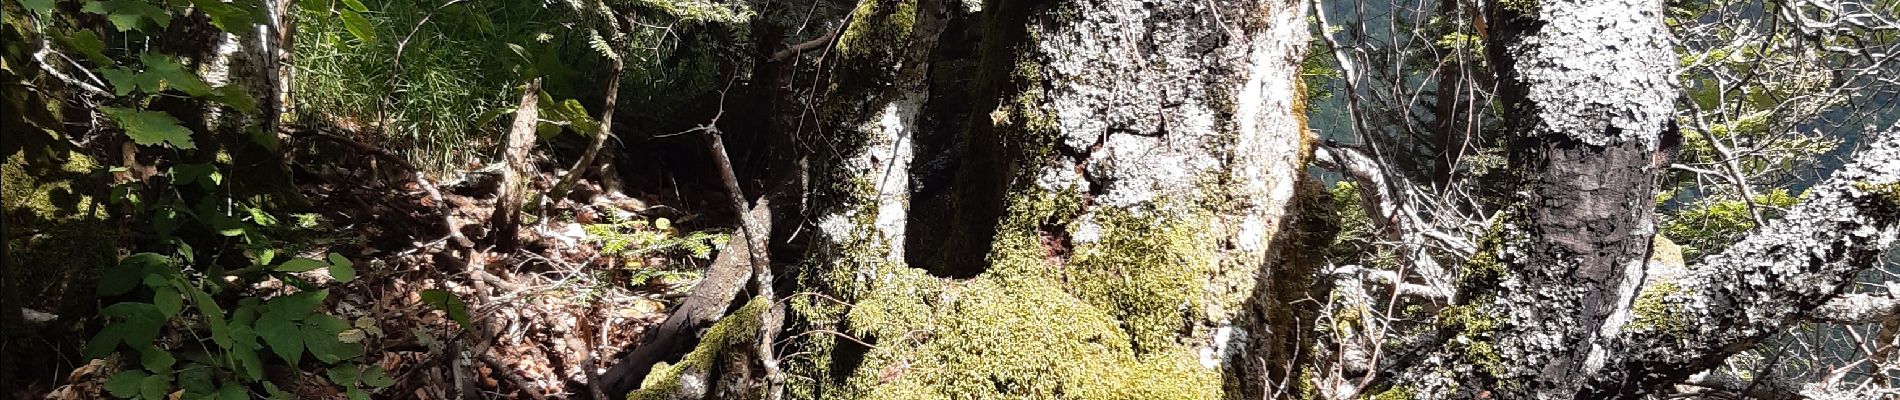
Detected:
left=82, top=0, right=171, bottom=32
left=103, top=107, right=195, bottom=149
left=303, top=314, right=361, bottom=363
left=104, top=370, right=149, bottom=398
left=21, top=0, right=54, bottom=17
left=102, top=302, right=166, bottom=345
left=339, top=0, right=368, bottom=12
left=189, top=0, right=260, bottom=31
left=346, top=387, right=370, bottom=400
left=326, top=364, right=360, bottom=386
left=256, top=248, right=278, bottom=265
left=85, top=329, right=123, bottom=359
left=255, top=311, right=303, bottom=366
left=535, top=121, right=563, bottom=139
left=183, top=282, right=232, bottom=349
left=228, top=324, right=265, bottom=381
left=361, top=365, right=394, bottom=388
left=101, top=254, right=166, bottom=297
left=139, top=54, right=212, bottom=97
left=153, top=286, right=182, bottom=318
left=211, top=85, right=259, bottom=114
left=65, top=30, right=112, bottom=65
left=137, top=344, right=175, bottom=373
left=178, top=363, right=215, bottom=396
left=169, top=163, right=218, bottom=188
left=276, top=258, right=329, bottom=273
left=265, top=289, right=327, bottom=319
left=100, top=67, right=139, bottom=96
left=330, top=263, right=356, bottom=283
left=327, top=253, right=355, bottom=283
left=138, top=372, right=170, bottom=400
left=217, top=385, right=248, bottom=400
left=419, top=289, right=471, bottom=330
left=338, top=9, right=377, bottom=43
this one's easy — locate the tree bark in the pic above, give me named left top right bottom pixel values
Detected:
left=1378, top=1, right=1900, bottom=398
left=785, top=0, right=1320, bottom=398
left=492, top=79, right=543, bottom=251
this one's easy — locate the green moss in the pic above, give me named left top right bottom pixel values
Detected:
left=834, top=0, right=918, bottom=59
left=1368, top=386, right=1414, bottom=400
left=1628, top=281, right=1688, bottom=336
left=1854, top=181, right=1900, bottom=204
left=844, top=276, right=1218, bottom=400
left=1498, top=0, right=1539, bottom=15
left=628, top=297, right=769, bottom=400
left=3, top=151, right=117, bottom=316
left=1064, top=206, right=1214, bottom=354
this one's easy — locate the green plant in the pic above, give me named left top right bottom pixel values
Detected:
left=584, top=214, right=727, bottom=288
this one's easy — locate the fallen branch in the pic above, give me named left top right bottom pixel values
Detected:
left=598, top=198, right=775, bottom=395
left=1807, top=287, right=1900, bottom=325
left=701, top=120, right=785, bottom=400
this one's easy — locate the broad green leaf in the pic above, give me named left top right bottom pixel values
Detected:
left=256, top=248, right=278, bottom=265
left=328, top=253, right=355, bottom=283
left=276, top=258, right=329, bottom=273
left=361, top=366, right=394, bottom=388
left=189, top=0, right=259, bottom=31
left=104, top=370, right=149, bottom=398
left=183, top=282, right=232, bottom=349
left=419, top=289, right=471, bottom=330
left=265, top=289, right=327, bottom=319
left=21, top=0, right=54, bottom=17
left=326, top=364, right=360, bottom=386
left=330, top=263, right=356, bottom=283
left=178, top=363, right=216, bottom=396
left=82, top=0, right=171, bottom=32
left=169, top=164, right=218, bottom=187
left=217, top=385, right=248, bottom=400
left=212, top=85, right=259, bottom=114
left=327, top=253, right=353, bottom=269
left=102, top=302, right=166, bottom=345
left=228, top=323, right=265, bottom=381
left=339, top=0, right=368, bottom=12
left=84, top=329, right=123, bottom=359
left=338, top=9, right=376, bottom=43
left=138, top=372, right=170, bottom=400
left=99, top=67, right=140, bottom=96
left=535, top=121, right=562, bottom=139
left=255, top=311, right=303, bottom=366
left=346, top=387, right=370, bottom=400
left=64, top=30, right=111, bottom=65
left=103, top=107, right=195, bottom=149
left=136, top=344, right=174, bottom=373
left=263, top=382, right=293, bottom=400
left=303, top=314, right=361, bottom=363
left=139, top=54, right=212, bottom=96
left=100, top=253, right=166, bottom=297
left=153, top=286, right=182, bottom=317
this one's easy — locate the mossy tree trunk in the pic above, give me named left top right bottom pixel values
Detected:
left=782, top=0, right=1325, bottom=398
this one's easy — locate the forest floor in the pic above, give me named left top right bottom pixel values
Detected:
left=37, top=127, right=725, bottom=400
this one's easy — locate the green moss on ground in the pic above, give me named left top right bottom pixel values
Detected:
left=3, top=151, right=117, bottom=316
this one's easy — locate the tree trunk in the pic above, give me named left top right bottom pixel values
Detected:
left=782, top=0, right=1322, bottom=398
left=492, top=79, right=543, bottom=250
